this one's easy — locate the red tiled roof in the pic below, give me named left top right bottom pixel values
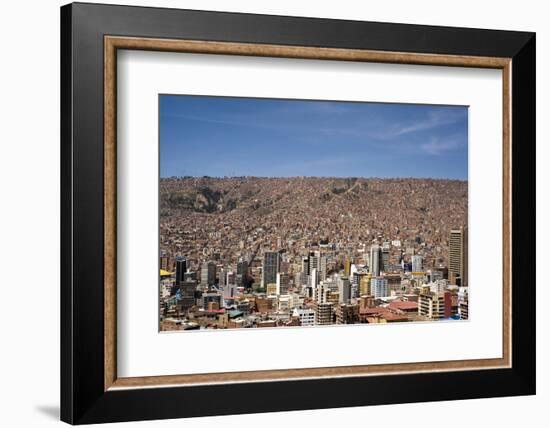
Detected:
left=382, top=312, right=409, bottom=321
left=389, top=301, right=418, bottom=311
left=360, top=307, right=388, bottom=316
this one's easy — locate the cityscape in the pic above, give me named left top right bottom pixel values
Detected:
left=159, top=95, right=469, bottom=331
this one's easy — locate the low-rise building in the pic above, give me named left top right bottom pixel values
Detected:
left=336, top=303, right=359, bottom=324
left=418, top=290, right=457, bottom=320
left=292, top=308, right=315, bottom=326
left=257, top=320, right=277, bottom=328
left=315, top=302, right=334, bottom=325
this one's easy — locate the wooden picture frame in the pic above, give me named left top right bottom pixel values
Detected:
left=61, top=2, right=535, bottom=424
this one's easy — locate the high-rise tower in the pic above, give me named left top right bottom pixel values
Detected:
left=369, top=245, right=382, bottom=276
left=449, top=227, right=468, bottom=287
left=262, top=251, right=280, bottom=287
left=200, top=261, right=216, bottom=286
left=175, top=256, right=187, bottom=285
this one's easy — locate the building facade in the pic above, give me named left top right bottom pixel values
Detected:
left=315, top=301, right=334, bottom=325
left=175, top=256, right=187, bottom=285
left=412, top=255, right=423, bottom=273
left=292, top=308, right=315, bottom=326
left=200, top=261, right=216, bottom=286
left=262, top=251, right=280, bottom=287
left=276, top=272, right=290, bottom=295
left=369, top=245, right=382, bottom=276
left=449, top=227, right=468, bottom=287
left=418, top=290, right=453, bottom=320
left=371, top=277, right=389, bottom=298
left=337, top=276, right=351, bottom=304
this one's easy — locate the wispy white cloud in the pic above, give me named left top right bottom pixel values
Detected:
left=421, top=135, right=466, bottom=155
left=373, top=109, right=467, bottom=139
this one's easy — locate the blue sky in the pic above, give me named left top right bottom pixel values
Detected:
left=159, top=95, right=468, bottom=179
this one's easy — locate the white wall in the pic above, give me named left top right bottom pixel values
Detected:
left=0, top=0, right=546, bottom=427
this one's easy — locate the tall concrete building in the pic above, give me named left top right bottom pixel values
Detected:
left=200, top=261, right=216, bottom=286
left=371, top=277, right=389, bottom=298
left=337, top=276, right=351, bottom=304
left=382, top=242, right=391, bottom=271
left=218, top=268, right=226, bottom=287
left=262, top=251, right=280, bottom=287
left=276, top=272, right=290, bottom=295
left=236, top=258, right=249, bottom=287
left=308, top=251, right=327, bottom=281
left=344, top=258, right=352, bottom=276
left=359, top=273, right=372, bottom=296
left=369, top=245, right=383, bottom=276
left=176, top=280, right=196, bottom=312
left=314, top=281, right=332, bottom=304
left=301, top=256, right=310, bottom=275
left=309, top=268, right=319, bottom=288
left=175, top=256, right=187, bottom=285
left=449, top=227, right=468, bottom=287
left=319, top=256, right=327, bottom=281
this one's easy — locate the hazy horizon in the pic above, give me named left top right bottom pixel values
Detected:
left=160, top=175, right=468, bottom=181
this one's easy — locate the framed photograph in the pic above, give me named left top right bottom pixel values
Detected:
left=60, top=2, right=536, bottom=424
